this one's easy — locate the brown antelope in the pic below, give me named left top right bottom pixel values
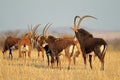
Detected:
left=18, top=24, right=40, bottom=60
left=2, top=36, right=20, bottom=60
left=41, top=23, right=81, bottom=70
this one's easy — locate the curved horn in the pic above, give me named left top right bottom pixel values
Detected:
left=77, top=15, right=97, bottom=28
left=71, top=16, right=80, bottom=32
left=74, top=16, right=80, bottom=29
left=43, top=23, right=49, bottom=36
left=32, top=24, right=40, bottom=34
left=44, top=24, right=52, bottom=36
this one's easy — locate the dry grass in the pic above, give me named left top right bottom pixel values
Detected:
left=0, top=48, right=120, bottom=80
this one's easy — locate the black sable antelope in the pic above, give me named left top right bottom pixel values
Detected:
left=2, top=36, right=20, bottom=60
left=71, top=15, right=107, bottom=70
left=42, top=23, right=81, bottom=70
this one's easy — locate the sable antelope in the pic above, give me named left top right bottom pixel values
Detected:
left=35, top=37, right=45, bottom=61
left=71, top=15, right=107, bottom=70
left=2, top=36, right=20, bottom=60
left=42, top=23, right=81, bottom=70
left=35, top=27, right=56, bottom=66
left=71, top=38, right=81, bottom=65
left=18, top=24, right=40, bottom=60
left=36, top=36, right=79, bottom=67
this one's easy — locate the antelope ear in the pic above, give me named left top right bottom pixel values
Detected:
left=70, top=27, right=78, bottom=32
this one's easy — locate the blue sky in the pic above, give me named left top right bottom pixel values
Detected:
left=0, top=0, right=120, bottom=32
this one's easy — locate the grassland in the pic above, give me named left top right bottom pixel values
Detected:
left=0, top=48, right=120, bottom=80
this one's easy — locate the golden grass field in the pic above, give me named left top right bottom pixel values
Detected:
left=0, top=48, right=120, bottom=80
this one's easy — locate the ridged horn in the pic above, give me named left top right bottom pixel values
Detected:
left=32, top=24, right=40, bottom=35
left=71, top=16, right=80, bottom=32
left=74, top=16, right=80, bottom=29
left=43, top=23, right=49, bottom=36
left=77, top=15, right=97, bottom=28
left=44, top=23, right=52, bottom=36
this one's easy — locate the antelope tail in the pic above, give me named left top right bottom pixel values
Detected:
left=101, top=44, right=107, bottom=59
left=70, top=45, right=75, bottom=57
